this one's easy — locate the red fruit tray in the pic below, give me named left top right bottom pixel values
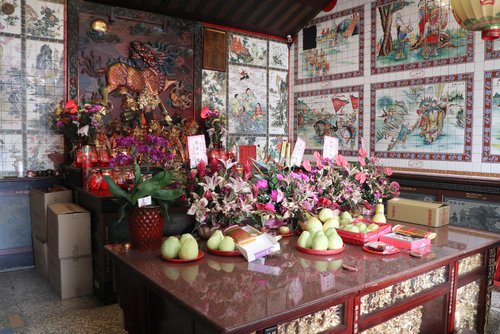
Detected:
left=336, top=219, right=392, bottom=245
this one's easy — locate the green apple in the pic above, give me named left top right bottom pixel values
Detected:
left=318, top=208, right=336, bottom=222
left=161, top=236, right=181, bottom=259
left=306, top=217, right=323, bottom=233
left=178, top=239, right=199, bottom=260
left=312, top=234, right=329, bottom=251
left=218, top=236, right=236, bottom=251
left=207, top=230, right=224, bottom=250
left=279, top=225, right=290, bottom=234
left=297, top=231, right=312, bottom=248
left=328, top=233, right=344, bottom=250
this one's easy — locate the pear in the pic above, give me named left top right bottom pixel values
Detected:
left=312, top=234, right=329, bottom=251
left=161, top=236, right=181, bottom=259
left=180, top=265, right=199, bottom=285
left=279, top=225, right=290, bottom=234
left=315, top=260, right=328, bottom=272
left=328, top=233, right=344, bottom=250
left=345, top=225, right=360, bottom=233
left=328, top=259, right=343, bottom=271
left=207, top=230, right=224, bottom=250
left=357, top=222, right=367, bottom=234
left=340, top=211, right=353, bottom=221
left=325, top=227, right=338, bottom=237
left=207, top=259, right=222, bottom=271
left=218, top=236, right=236, bottom=251
left=180, top=233, right=195, bottom=244
left=297, top=231, right=312, bottom=248
left=306, top=217, right=323, bottom=233
left=162, top=266, right=180, bottom=280
left=178, top=238, right=199, bottom=260
left=318, top=208, right=335, bottom=222
left=367, top=223, right=380, bottom=232
left=220, top=262, right=235, bottom=273
left=323, top=218, right=339, bottom=231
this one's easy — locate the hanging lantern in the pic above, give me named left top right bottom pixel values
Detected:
left=450, top=0, right=500, bottom=40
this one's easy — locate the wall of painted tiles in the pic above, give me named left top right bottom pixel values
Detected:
left=0, top=0, right=65, bottom=176
left=291, top=0, right=500, bottom=177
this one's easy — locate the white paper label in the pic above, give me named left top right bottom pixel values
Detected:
left=320, top=272, right=335, bottom=292
left=289, top=277, right=303, bottom=305
left=323, top=136, right=339, bottom=160
left=187, top=135, right=208, bottom=168
left=290, top=137, right=306, bottom=166
left=138, top=196, right=152, bottom=208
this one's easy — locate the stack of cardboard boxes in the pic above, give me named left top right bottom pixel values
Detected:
left=29, top=187, right=93, bottom=299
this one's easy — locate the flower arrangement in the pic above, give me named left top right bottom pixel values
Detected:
left=53, top=99, right=107, bottom=142
left=200, top=106, right=226, bottom=147
left=109, top=127, right=174, bottom=168
left=186, top=159, right=254, bottom=230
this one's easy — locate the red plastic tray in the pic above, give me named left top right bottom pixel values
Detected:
left=336, top=219, right=391, bottom=245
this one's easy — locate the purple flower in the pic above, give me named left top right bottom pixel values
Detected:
left=276, top=174, right=284, bottom=181
left=255, top=179, right=268, bottom=189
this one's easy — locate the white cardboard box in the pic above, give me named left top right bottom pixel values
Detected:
left=47, top=203, right=91, bottom=258
left=48, top=248, right=93, bottom=299
left=30, top=187, right=73, bottom=242
left=228, top=225, right=279, bottom=262
left=32, top=236, right=48, bottom=280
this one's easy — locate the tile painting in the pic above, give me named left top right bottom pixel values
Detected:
left=294, top=85, right=363, bottom=156
left=202, top=69, right=227, bottom=112
left=294, top=5, right=363, bottom=85
left=25, top=0, right=64, bottom=39
left=482, top=70, right=500, bottom=162
left=485, top=40, right=500, bottom=60
left=269, top=41, right=288, bottom=70
left=27, top=131, right=64, bottom=171
left=0, top=37, right=22, bottom=130
left=228, top=64, right=267, bottom=135
left=0, top=133, right=22, bottom=174
left=229, top=34, right=268, bottom=67
left=0, top=0, right=20, bottom=35
left=371, top=74, right=473, bottom=161
left=268, top=70, right=288, bottom=135
left=371, top=0, right=473, bottom=75
left=267, top=136, right=288, bottom=163
left=444, top=197, right=500, bottom=233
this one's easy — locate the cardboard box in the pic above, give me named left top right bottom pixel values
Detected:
left=387, top=198, right=450, bottom=227
left=30, top=187, right=73, bottom=242
left=32, top=236, right=48, bottom=279
left=227, top=225, right=280, bottom=262
left=48, top=248, right=93, bottom=299
left=47, top=203, right=91, bottom=258
left=379, top=232, right=431, bottom=251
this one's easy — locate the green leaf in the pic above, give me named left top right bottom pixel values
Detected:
left=103, top=175, right=131, bottom=202
left=134, top=164, right=142, bottom=185
left=132, top=182, right=161, bottom=204
left=152, top=170, right=173, bottom=187
left=153, top=188, right=183, bottom=202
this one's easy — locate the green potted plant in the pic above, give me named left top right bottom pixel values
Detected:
left=103, top=164, right=183, bottom=250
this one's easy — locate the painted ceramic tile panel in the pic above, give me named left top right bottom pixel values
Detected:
left=228, top=65, right=267, bottom=135
left=0, top=35, right=21, bottom=73
left=371, top=74, right=473, bottom=161
left=0, top=191, right=31, bottom=248
left=25, top=0, right=64, bottom=39
left=202, top=69, right=226, bottom=111
left=445, top=197, right=500, bottom=233
left=0, top=133, right=22, bottom=174
left=228, top=135, right=268, bottom=162
left=371, top=0, right=472, bottom=74
left=0, top=37, right=22, bottom=130
left=27, top=131, right=63, bottom=170
left=485, top=40, right=500, bottom=60
left=269, top=41, right=288, bottom=70
left=482, top=70, right=500, bottom=162
left=268, top=136, right=288, bottom=163
left=229, top=34, right=268, bottom=67
left=268, top=70, right=288, bottom=135
left=399, top=192, right=437, bottom=202
left=294, top=86, right=363, bottom=156
left=0, top=0, right=21, bottom=34
left=294, top=5, right=363, bottom=85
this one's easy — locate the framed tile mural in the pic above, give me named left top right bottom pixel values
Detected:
left=268, top=70, right=288, bottom=135
left=370, top=0, right=473, bottom=75
left=444, top=196, right=500, bottom=233
left=0, top=0, right=20, bottom=35
left=202, top=69, right=227, bottom=112
left=294, top=5, right=364, bottom=85
left=294, top=85, right=363, bottom=156
left=485, top=40, right=500, bottom=60
left=371, top=73, right=473, bottom=161
left=227, top=64, right=268, bottom=135
left=229, top=34, right=268, bottom=67
left=269, top=41, right=288, bottom=70
left=482, top=70, right=500, bottom=162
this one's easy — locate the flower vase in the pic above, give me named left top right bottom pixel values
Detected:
left=208, top=142, right=227, bottom=163
left=126, top=206, right=164, bottom=251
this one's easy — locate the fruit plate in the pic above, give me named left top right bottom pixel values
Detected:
left=362, top=244, right=400, bottom=255
left=296, top=245, right=345, bottom=255
left=207, top=248, right=242, bottom=257
left=161, top=251, right=205, bottom=263
left=336, top=220, right=392, bottom=245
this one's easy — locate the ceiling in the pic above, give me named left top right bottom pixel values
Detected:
left=86, top=0, right=336, bottom=39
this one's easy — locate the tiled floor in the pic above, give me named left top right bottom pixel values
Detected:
left=0, top=268, right=499, bottom=333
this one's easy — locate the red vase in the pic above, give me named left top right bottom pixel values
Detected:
left=208, top=142, right=227, bottom=163
left=126, top=206, right=164, bottom=251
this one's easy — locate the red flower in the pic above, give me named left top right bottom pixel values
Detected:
left=65, top=99, right=79, bottom=114
left=200, top=106, right=211, bottom=119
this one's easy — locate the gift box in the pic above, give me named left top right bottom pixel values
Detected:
left=379, top=232, right=431, bottom=251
